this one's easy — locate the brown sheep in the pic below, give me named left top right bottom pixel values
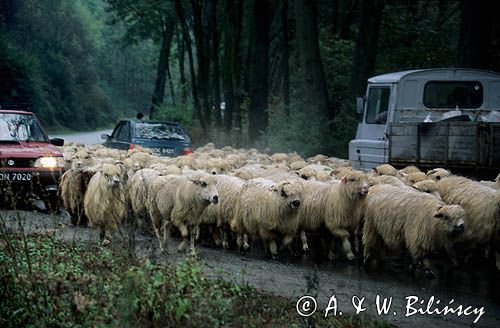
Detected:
left=363, top=184, right=466, bottom=278
left=84, top=163, right=128, bottom=241
left=60, top=168, right=95, bottom=226
left=230, top=178, right=303, bottom=259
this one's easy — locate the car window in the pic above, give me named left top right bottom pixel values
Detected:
left=366, top=87, right=390, bottom=124
left=134, top=122, right=187, bottom=141
left=116, top=122, right=130, bottom=141
left=0, top=113, right=48, bottom=142
left=424, top=81, right=483, bottom=108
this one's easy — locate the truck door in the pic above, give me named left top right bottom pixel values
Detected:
left=349, top=84, right=392, bottom=170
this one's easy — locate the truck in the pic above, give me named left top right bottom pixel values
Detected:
left=349, top=68, right=500, bottom=178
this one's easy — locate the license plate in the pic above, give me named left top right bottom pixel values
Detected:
left=150, top=147, right=174, bottom=155
left=0, top=172, right=33, bottom=181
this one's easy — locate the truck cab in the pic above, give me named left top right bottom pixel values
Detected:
left=349, top=68, right=500, bottom=177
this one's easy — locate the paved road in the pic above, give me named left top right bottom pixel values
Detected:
left=50, top=129, right=113, bottom=146
left=2, top=210, right=499, bottom=328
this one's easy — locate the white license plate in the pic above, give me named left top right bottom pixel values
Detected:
left=150, top=147, right=174, bottom=155
left=0, top=172, right=33, bottom=181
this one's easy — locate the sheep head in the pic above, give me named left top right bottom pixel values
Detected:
left=426, top=168, right=452, bottom=181
left=187, top=173, right=219, bottom=204
left=340, top=171, right=369, bottom=197
left=99, top=163, right=123, bottom=188
left=270, top=179, right=303, bottom=209
left=433, top=205, right=466, bottom=237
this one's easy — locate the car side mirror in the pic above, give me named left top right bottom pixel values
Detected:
left=101, top=134, right=111, bottom=140
left=50, top=138, right=64, bottom=146
left=356, top=96, right=365, bottom=115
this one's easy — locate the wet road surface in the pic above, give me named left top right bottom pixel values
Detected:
left=2, top=209, right=499, bottom=328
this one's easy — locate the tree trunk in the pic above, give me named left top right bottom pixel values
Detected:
left=248, top=0, right=271, bottom=145
left=458, top=0, right=495, bottom=69
left=281, top=0, right=290, bottom=115
left=209, top=0, right=222, bottom=126
left=176, top=28, right=187, bottom=105
left=222, top=0, right=243, bottom=136
left=192, top=0, right=211, bottom=125
left=295, top=0, right=332, bottom=118
left=350, top=0, right=385, bottom=98
left=150, top=18, right=175, bottom=119
left=175, top=0, right=205, bottom=132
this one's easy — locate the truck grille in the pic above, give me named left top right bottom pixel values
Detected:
left=0, top=158, right=36, bottom=168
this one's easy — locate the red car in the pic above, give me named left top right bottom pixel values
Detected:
left=0, top=105, right=64, bottom=211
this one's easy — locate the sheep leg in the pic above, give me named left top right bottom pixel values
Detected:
left=189, top=225, right=200, bottom=250
left=220, top=227, right=229, bottom=249
left=300, top=230, right=309, bottom=252
left=327, top=239, right=337, bottom=261
left=330, top=228, right=355, bottom=260
left=236, top=234, right=246, bottom=255
left=243, top=233, right=250, bottom=250
left=268, top=239, right=278, bottom=260
left=160, top=220, right=170, bottom=254
left=280, top=234, right=298, bottom=256
left=421, top=258, right=435, bottom=279
left=177, top=224, right=189, bottom=252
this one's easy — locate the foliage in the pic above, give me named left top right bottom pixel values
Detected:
left=0, top=235, right=392, bottom=327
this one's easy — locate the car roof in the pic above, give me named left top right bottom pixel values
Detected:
left=368, top=68, right=500, bottom=84
left=0, top=109, right=34, bottom=115
left=122, top=119, right=182, bottom=126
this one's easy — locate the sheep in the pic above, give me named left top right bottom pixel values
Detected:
left=399, top=165, right=421, bottom=174
left=270, top=152, right=289, bottom=164
left=401, top=171, right=427, bottom=186
left=368, top=175, right=407, bottom=188
left=426, top=168, right=452, bottom=181
left=318, top=170, right=369, bottom=260
left=70, top=149, right=95, bottom=170
left=297, top=165, right=333, bottom=182
left=480, top=173, right=500, bottom=190
left=289, top=160, right=308, bottom=171
left=84, top=163, right=128, bottom=241
left=200, top=174, right=246, bottom=248
left=205, top=158, right=231, bottom=175
left=60, top=167, right=95, bottom=226
left=307, top=154, right=329, bottom=165
left=370, top=164, right=399, bottom=177
left=230, top=178, right=303, bottom=259
left=437, top=176, right=500, bottom=260
left=148, top=172, right=219, bottom=252
left=363, top=184, right=467, bottom=278
left=128, top=168, right=162, bottom=231
left=412, top=179, right=441, bottom=199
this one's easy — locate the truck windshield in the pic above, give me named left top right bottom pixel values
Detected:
left=424, top=81, right=483, bottom=108
left=366, top=87, right=390, bottom=124
left=0, top=113, right=48, bottom=142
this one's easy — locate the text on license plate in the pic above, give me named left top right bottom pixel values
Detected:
left=0, top=172, right=33, bottom=181
left=150, top=147, right=174, bottom=155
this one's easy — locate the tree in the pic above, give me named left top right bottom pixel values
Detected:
left=105, top=0, right=175, bottom=119
left=247, top=0, right=271, bottom=145
left=350, top=0, right=385, bottom=98
left=294, top=0, right=331, bottom=118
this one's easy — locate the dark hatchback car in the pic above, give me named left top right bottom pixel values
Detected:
left=102, top=120, right=193, bottom=156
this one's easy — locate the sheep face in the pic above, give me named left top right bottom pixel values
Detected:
left=71, top=150, right=95, bottom=170
left=341, top=171, right=369, bottom=196
left=426, top=168, right=452, bottom=181
left=189, top=175, right=219, bottom=204
left=100, top=163, right=122, bottom=188
left=272, top=180, right=303, bottom=209
left=434, top=205, right=466, bottom=237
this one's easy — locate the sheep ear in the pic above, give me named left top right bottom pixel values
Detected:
left=447, top=169, right=452, bottom=175
left=187, top=174, right=200, bottom=184
left=434, top=206, right=444, bottom=218
left=341, top=176, right=347, bottom=184
left=330, top=169, right=340, bottom=176
left=427, top=169, right=436, bottom=176
left=401, top=172, right=407, bottom=177
left=269, top=184, right=278, bottom=193
left=373, top=167, right=379, bottom=174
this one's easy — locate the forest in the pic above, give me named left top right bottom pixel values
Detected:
left=1, top=0, right=500, bottom=158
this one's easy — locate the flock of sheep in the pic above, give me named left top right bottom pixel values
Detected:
left=59, top=142, right=500, bottom=278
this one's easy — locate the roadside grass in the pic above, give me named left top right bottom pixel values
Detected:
left=0, top=234, right=393, bottom=328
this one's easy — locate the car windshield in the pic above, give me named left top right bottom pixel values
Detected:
left=0, top=113, right=48, bottom=142
left=134, top=122, right=187, bottom=141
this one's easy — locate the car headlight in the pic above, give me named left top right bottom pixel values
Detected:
left=34, top=157, right=65, bottom=168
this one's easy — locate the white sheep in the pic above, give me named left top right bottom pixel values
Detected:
left=230, top=178, right=303, bottom=259
left=363, top=184, right=467, bottom=278
left=84, top=163, right=128, bottom=241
